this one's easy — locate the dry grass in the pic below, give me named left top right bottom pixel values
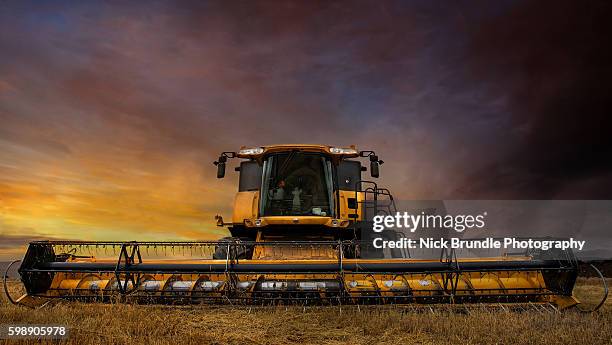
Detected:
left=1, top=279, right=610, bottom=345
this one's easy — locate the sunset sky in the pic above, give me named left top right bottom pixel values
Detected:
left=1, top=1, right=611, bottom=259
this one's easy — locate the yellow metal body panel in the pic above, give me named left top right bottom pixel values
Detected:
left=252, top=233, right=338, bottom=259
left=549, top=295, right=579, bottom=309
left=232, top=191, right=259, bottom=224
left=338, top=190, right=364, bottom=221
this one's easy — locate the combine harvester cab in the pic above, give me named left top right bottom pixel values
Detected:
left=5, top=145, right=602, bottom=310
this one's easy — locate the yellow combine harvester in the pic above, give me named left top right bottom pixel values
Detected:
left=6, top=144, right=586, bottom=309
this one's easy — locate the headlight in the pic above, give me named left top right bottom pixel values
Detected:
left=238, top=147, right=264, bottom=155
left=329, top=147, right=358, bottom=155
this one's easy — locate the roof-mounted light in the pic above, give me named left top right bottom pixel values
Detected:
left=238, top=147, right=264, bottom=155
left=330, top=147, right=358, bottom=155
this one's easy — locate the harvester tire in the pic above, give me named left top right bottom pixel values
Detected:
left=212, top=237, right=254, bottom=260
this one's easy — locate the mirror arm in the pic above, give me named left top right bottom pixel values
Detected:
left=213, top=152, right=237, bottom=166
left=359, top=150, right=383, bottom=164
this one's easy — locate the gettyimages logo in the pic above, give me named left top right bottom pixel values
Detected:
left=372, top=211, right=487, bottom=233
left=363, top=201, right=601, bottom=254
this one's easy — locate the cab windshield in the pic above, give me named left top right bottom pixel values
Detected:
left=260, top=152, right=334, bottom=217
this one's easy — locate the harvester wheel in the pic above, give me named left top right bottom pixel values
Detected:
left=212, top=237, right=254, bottom=260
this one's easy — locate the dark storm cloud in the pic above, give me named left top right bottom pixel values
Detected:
left=456, top=0, right=612, bottom=198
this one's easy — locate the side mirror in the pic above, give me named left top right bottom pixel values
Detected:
left=370, top=155, right=380, bottom=178
left=214, top=155, right=227, bottom=178
left=360, top=150, right=383, bottom=178
left=217, top=162, right=226, bottom=178
left=370, top=161, right=379, bottom=178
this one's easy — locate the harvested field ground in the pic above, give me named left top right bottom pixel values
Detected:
left=1, top=278, right=610, bottom=345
